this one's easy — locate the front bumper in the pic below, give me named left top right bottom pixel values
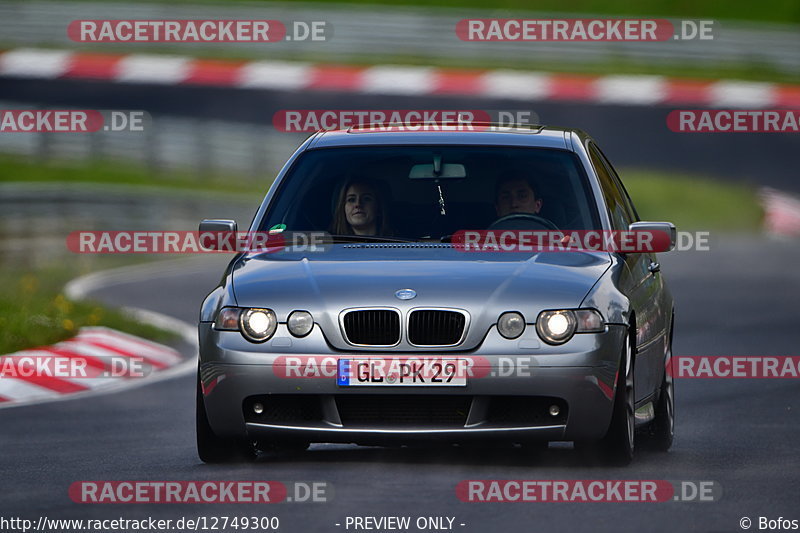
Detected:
left=198, top=323, right=626, bottom=443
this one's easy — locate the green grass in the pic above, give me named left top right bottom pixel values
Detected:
left=0, top=155, right=270, bottom=197
left=622, top=169, right=763, bottom=231
left=0, top=155, right=259, bottom=354
left=0, top=154, right=764, bottom=232
left=0, top=265, right=177, bottom=354
left=0, top=155, right=254, bottom=355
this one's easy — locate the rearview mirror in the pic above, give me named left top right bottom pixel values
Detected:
left=409, top=163, right=466, bottom=179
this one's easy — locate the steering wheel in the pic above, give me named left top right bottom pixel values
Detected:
left=488, top=212, right=560, bottom=231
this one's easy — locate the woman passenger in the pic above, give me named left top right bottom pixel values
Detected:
left=330, top=178, right=391, bottom=236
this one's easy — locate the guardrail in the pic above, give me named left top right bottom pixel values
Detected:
left=0, top=101, right=305, bottom=178
left=0, top=1, right=799, bottom=73
left=0, top=181, right=258, bottom=266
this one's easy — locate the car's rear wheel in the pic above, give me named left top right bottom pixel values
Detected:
left=196, top=371, right=256, bottom=463
left=577, top=332, right=635, bottom=465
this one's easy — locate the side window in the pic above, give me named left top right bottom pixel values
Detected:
left=595, top=145, right=640, bottom=222
left=588, top=143, right=632, bottom=231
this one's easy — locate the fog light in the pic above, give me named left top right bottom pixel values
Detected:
left=287, top=310, right=314, bottom=337
left=548, top=405, right=560, bottom=417
left=497, top=311, right=526, bottom=339
left=253, top=403, right=264, bottom=414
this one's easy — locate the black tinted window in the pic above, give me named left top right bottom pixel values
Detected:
left=260, top=146, right=602, bottom=239
left=588, top=143, right=632, bottom=231
left=593, top=144, right=639, bottom=222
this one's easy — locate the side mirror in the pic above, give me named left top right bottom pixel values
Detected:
left=199, top=219, right=237, bottom=251
left=199, top=219, right=237, bottom=233
left=628, top=221, right=676, bottom=252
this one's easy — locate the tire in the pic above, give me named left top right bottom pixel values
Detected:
left=196, top=371, right=256, bottom=463
left=577, top=332, right=635, bottom=465
left=641, top=331, right=675, bottom=452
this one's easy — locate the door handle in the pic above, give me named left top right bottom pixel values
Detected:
left=648, top=261, right=661, bottom=274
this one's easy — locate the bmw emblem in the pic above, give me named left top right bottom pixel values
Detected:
left=395, top=288, right=417, bottom=300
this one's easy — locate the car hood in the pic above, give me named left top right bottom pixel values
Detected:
left=231, top=247, right=611, bottom=351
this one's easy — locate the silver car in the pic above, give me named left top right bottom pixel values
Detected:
left=196, top=126, right=676, bottom=465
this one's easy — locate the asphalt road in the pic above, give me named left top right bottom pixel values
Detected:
left=2, top=73, right=799, bottom=531
left=2, top=78, right=800, bottom=192
left=1, top=235, right=798, bottom=533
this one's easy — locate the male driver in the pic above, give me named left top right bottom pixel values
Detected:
left=495, top=175, right=543, bottom=218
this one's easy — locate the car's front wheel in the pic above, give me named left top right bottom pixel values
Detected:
left=641, top=329, right=675, bottom=451
left=577, top=332, right=635, bottom=465
left=196, top=371, right=256, bottom=463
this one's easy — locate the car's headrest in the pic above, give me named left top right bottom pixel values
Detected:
left=539, top=194, right=568, bottom=228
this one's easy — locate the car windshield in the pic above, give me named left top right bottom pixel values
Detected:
left=259, top=145, right=601, bottom=241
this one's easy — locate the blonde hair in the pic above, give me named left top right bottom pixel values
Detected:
left=330, top=178, right=391, bottom=235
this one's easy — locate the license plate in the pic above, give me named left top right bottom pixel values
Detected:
left=337, top=358, right=467, bottom=387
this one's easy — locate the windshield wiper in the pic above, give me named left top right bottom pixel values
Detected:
left=328, top=234, right=420, bottom=244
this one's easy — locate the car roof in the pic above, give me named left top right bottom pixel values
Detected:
left=308, top=125, right=587, bottom=150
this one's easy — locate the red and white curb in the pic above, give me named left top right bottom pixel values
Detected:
left=760, top=188, right=800, bottom=237
left=0, top=327, right=182, bottom=406
left=0, top=260, right=199, bottom=409
left=2, top=48, right=800, bottom=107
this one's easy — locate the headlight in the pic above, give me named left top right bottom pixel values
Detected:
left=239, top=308, right=277, bottom=343
left=536, top=310, right=577, bottom=345
left=497, top=311, right=526, bottom=339
left=214, top=307, right=242, bottom=330
left=287, top=310, right=314, bottom=337
left=535, top=309, right=606, bottom=345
